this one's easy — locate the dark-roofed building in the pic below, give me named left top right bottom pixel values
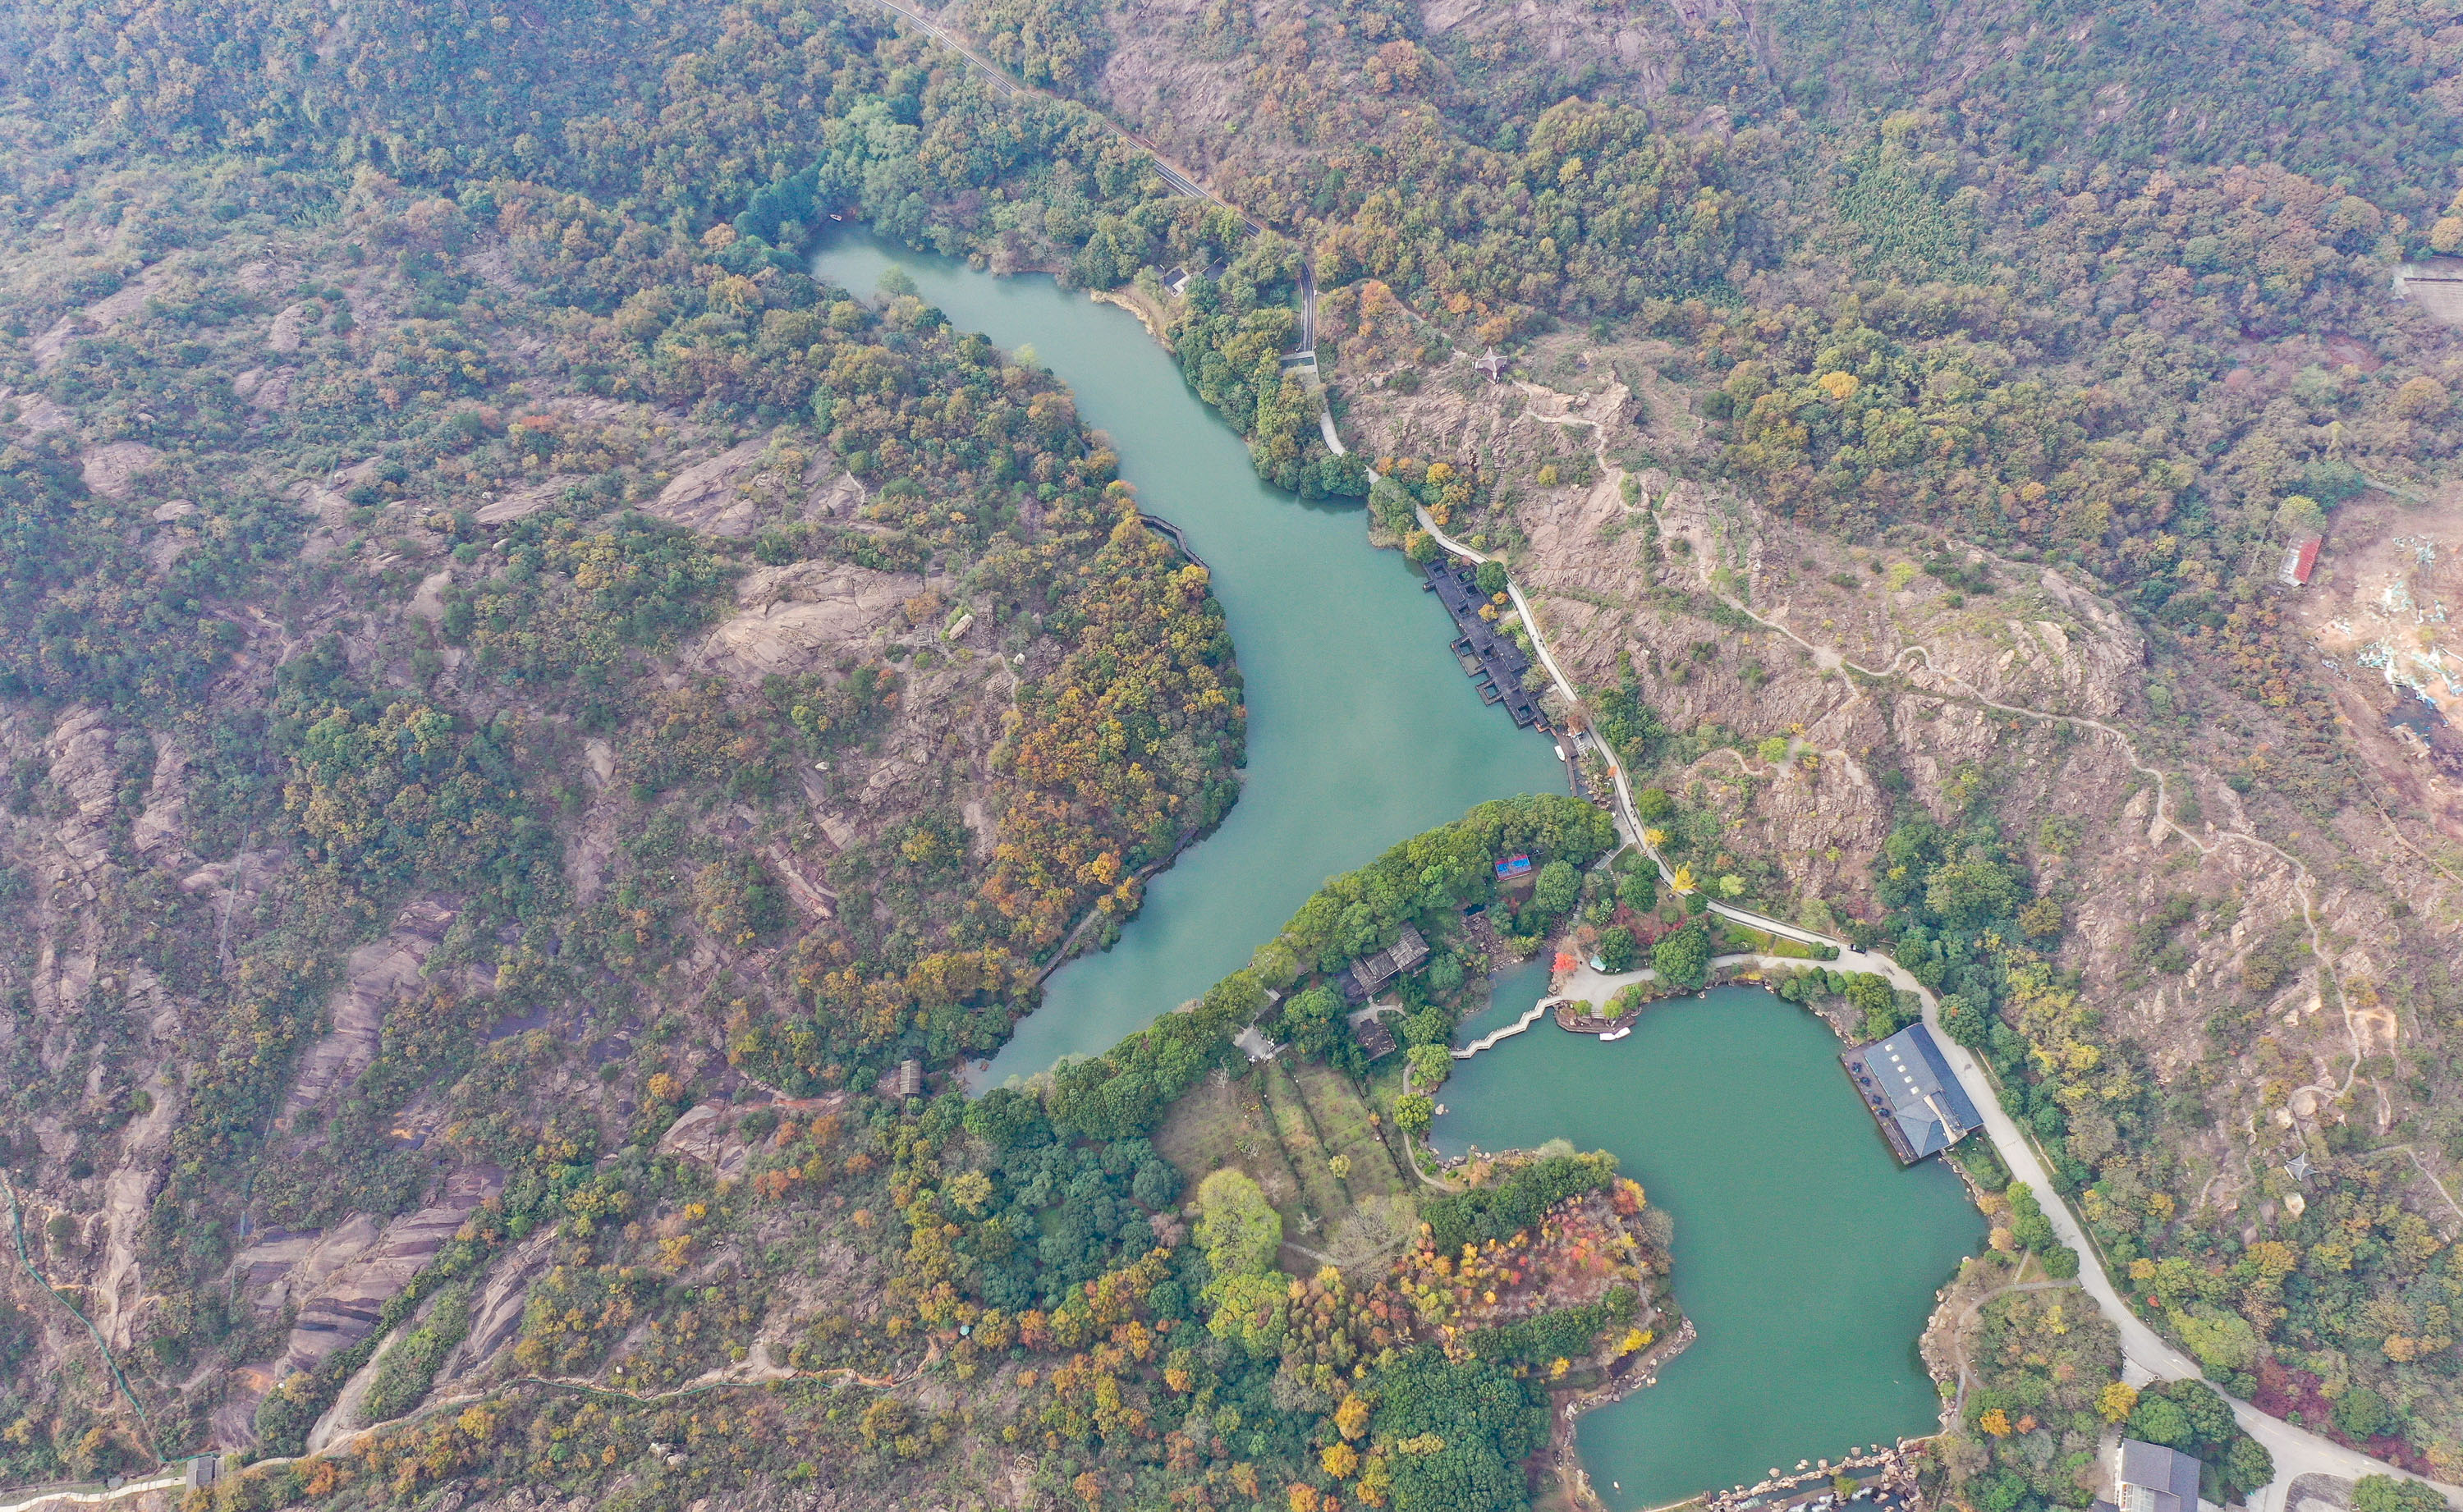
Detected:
left=1342, top=923, right=1430, bottom=1002
left=1352, top=1015, right=1399, bottom=1061
left=1840, top=1023, right=1984, bottom=1164
left=2091, top=1439, right=2204, bottom=1512
left=1425, top=561, right=1546, bottom=728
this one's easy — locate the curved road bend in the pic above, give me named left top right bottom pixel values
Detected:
left=789, top=39, right=2456, bottom=1496
left=1406, top=506, right=2457, bottom=1510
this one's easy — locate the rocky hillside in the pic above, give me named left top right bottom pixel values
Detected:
left=0, top=139, right=1242, bottom=1487
left=8, top=0, right=2463, bottom=1503
left=1333, top=319, right=2463, bottom=1471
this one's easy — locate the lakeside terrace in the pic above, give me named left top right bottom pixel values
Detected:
left=1424, top=560, right=1545, bottom=729
left=1840, top=1023, right=1984, bottom=1165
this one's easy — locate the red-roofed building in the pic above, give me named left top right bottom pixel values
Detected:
left=2280, top=534, right=2323, bottom=587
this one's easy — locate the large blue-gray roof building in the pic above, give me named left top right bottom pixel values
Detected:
left=2092, top=1438, right=2207, bottom=1512
left=1841, top=1022, right=1984, bottom=1164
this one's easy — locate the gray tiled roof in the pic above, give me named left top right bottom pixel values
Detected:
left=1846, top=1023, right=1983, bottom=1160
left=2115, top=1438, right=2202, bottom=1512
left=1349, top=923, right=1433, bottom=995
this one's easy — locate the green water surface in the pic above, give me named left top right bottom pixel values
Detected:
left=811, top=233, right=1979, bottom=1503
left=1433, top=985, right=1981, bottom=1508
left=810, top=231, right=1566, bottom=1086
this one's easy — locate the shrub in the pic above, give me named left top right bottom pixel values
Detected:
left=1424, top=1152, right=1615, bottom=1254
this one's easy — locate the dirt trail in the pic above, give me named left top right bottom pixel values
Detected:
left=1487, top=373, right=2378, bottom=1127
left=0, top=1294, right=937, bottom=1508
left=1938, top=1276, right=2074, bottom=1420
left=1379, top=373, right=2455, bottom=1510
left=1703, top=565, right=2369, bottom=1114
left=2, top=1174, right=163, bottom=1464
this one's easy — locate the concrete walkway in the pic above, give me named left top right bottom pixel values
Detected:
left=1405, top=511, right=2456, bottom=1511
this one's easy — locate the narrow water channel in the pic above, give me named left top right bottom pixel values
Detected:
left=814, top=232, right=1979, bottom=1505
left=810, top=231, right=1566, bottom=1085
left=1433, top=986, right=1982, bottom=1508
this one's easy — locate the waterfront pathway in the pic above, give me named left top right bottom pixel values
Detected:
left=1454, top=998, right=1553, bottom=1056
left=1405, top=448, right=2456, bottom=1511
left=1455, top=954, right=1840, bottom=1061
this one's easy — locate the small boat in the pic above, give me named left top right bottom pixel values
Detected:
left=1600, top=1026, right=1631, bottom=1042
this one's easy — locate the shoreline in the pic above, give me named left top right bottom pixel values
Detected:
left=1445, top=959, right=1982, bottom=1512
left=956, top=246, right=2001, bottom=1512
left=1090, top=285, right=1172, bottom=344
left=1553, top=1314, right=1699, bottom=1512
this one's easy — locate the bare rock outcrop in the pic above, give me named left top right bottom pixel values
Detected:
left=30, top=262, right=172, bottom=370
left=641, top=436, right=769, bottom=535
left=657, top=1093, right=846, bottom=1180
left=433, top=1226, right=560, bottom=1393
left=222, top=1166, right=505, bottom=1443
left=80, top=440, right=164, bottom=500
left=282, top=897, right=462, bottom=1121
left=692, top=560, right=926, bottom=680
left=129, top=735, right=190, bottom=861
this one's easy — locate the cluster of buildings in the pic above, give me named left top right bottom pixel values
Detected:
left=1424, top=561, right=1545, bottom=728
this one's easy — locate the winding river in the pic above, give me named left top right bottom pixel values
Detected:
left=812, top=231, right=1565, bottom=1086
left=814, top=231, right=1980, bottom=1505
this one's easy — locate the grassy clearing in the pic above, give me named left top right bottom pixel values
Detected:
left=1261, top=1060, right=1353, bottom=1229
left=1286, top=1060, right=1409, bottom=1199
left=1155, top=1057, right=1423, bottom=1275
left=1711, top=918, right=1837, bottom=960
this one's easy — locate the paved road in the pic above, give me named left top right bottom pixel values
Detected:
left=0, top=1471, right=186, bottom=1512
left=1865, top=942, right=2459, bottom=1512
left=805, top=34, right=2454, bottom=1496
left=1296, top=259, right=1317, bottom=354
left=1406, top=509, right=2458, bottom=1512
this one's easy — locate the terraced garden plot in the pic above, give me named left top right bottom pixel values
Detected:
left=1155, top=1057, right=1422, bottom=1275
left=1260, top=1060, right=1353, bottom=1227
left=1284, top=1059, right=1409, bottom=1201
left=1154, top=1065, right=1314, bottom=1221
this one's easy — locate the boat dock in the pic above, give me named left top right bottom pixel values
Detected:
left=1554, top=998, right=1640, bottom=1036
left=1424, top=561, right=1544, bottom=728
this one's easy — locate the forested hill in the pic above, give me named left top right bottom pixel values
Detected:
left=3, top=0, right=2463, bottom=1508
left=0, top=0, right=1274, bottom=1491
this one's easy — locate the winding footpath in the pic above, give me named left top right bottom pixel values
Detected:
left=1409, top=444, right=2459, bottom=1510
left=0, top=1473, right=189, bottom=1512
left=0, top=1352, right=942, bottom=1512
left=855, top=0, right=1263, bottom=240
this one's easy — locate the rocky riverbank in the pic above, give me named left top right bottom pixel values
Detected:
left=1554, top=1314, right=1700, bottom=1511
left=1695, top=1438, right=1929, bottom=1512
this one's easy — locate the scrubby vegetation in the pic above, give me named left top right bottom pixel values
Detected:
left=9, top=0, right=2463, bottom=1494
